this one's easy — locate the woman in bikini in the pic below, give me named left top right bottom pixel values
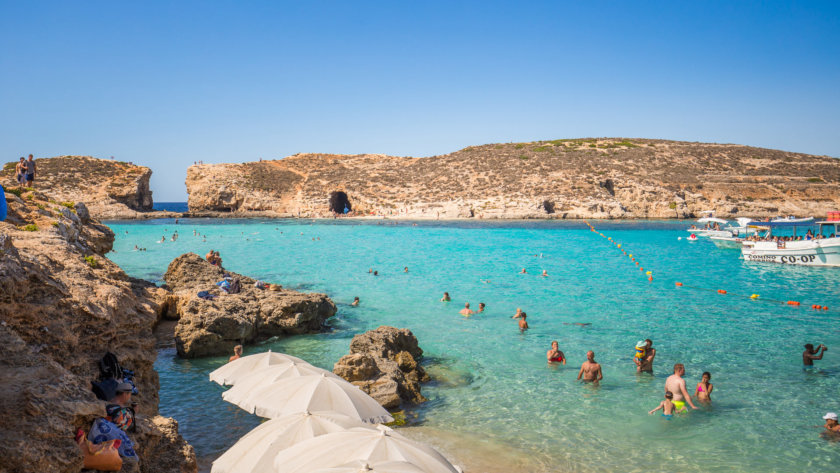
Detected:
left=547, top=340, right=565, bottom=364
left=695, top=371, right=713, bottom=403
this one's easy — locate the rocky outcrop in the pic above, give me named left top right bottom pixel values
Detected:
left=0, top=156, right=178, bottom=220
left=0, top=188, right=195, bottom=473
left=333, top=326, right=429, bottom=409
left=184, top=139, right=840, bottom=219
left=162, top=253, right=337, bottom=358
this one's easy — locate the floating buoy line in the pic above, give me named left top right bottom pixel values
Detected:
left=583, top=221, right=831, bottom=311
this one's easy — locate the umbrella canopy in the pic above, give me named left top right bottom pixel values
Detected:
left=230, top=373, right=394, bottom=424
left=209, top=350, right=310, bottom=386
left=272, top=425, right=460, bottom=473
left=221, top=362, right=339, bottom=406
left=211, top=410, right=374, bottom=473
left=311, top=460, right=429, bottom=473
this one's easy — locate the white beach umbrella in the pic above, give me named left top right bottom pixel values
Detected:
left=209, top=350, right=310, bottom=386
left=310, top=460, right=428, bottom=473
left=272, top=425, right=460, bottom=473
left=221, top=362, right=340, bottom=406
left=211, top=410, right=375, bottom=473
left=232, top=373, right=394, bottom=424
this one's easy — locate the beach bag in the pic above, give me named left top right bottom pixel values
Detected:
left=229, top=278, right=241, bottom=294
left=106, top=403, right=136, bottom=433
left=197, top=290, right=216, bottom=300
left=91, top=378, right=119, bottom=402
left=76, top=428, right=122, bottom=471
left=89, top=418, right=138, bottom=461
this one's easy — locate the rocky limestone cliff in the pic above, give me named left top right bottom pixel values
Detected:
left=162, top=253, right=337, bottom=358
left=184, top=139, right=840, bottom=219
left=0, top=156, right=172, bottom=220
left=333, top=326, right=429, bottom=409
left=0, top=188, right=195, bottom=473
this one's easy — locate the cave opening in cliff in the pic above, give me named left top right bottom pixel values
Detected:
left=329, top=191, right=352, bottom=214
left=542, top=200, right=555, bottom=214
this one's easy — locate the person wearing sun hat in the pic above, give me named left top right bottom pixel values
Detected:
left=823, top=413, right=840, bottom=434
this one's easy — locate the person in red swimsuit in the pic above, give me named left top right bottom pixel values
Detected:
left=547, top=340, right=565, bottom=364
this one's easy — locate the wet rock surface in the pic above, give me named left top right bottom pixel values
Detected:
left=163, top=253, right=337, bottom=358
left=0, top=189, right=195, bottom=473
left=333, top=326, right=429, bottom=409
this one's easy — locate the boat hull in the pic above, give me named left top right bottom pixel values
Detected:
left=711, top=237, right=742, bottom=249
left=741, top=239, right=840, bottom=266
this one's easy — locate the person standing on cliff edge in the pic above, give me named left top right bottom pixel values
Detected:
left=25, top=154, right=36, bottom=188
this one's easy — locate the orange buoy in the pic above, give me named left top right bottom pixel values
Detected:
left=648, top=276, right=653, bottom=282
left=675, top=282, right=683, bottom=286
left=635, top=261, right=639, bottom=265
left=824, top=306, right=829, bottom=311
left=718, top=289, right=727, bottom=294
left=787, top=301, right=800, bottom=306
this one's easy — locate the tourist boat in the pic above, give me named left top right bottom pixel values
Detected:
left=740, top=217, right=840, bottom=266
left=710, top=218, right=768, bottom=249
left=686, top=211, right=731, bottom=237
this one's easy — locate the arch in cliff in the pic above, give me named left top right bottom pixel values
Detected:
left=329, top=191, right=352, bottom=214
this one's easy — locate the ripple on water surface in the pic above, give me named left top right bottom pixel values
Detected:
left=107, top=219, right=840, bottom=473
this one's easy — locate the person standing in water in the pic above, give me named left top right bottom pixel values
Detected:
left=695, top=372, right=713, bottom=403
left=229, top=345, right=243, bottom=362
left=547, top=341, right=565, bottom=364
left=512, top=308, right=523, bottom=319
left=459, top=303, right=475, bottom=316
left=351, top=297, right=359, bottom=307
left=478, top=302, right=485, bottom=313
left=665, top=364, right=697, bottom=412
left=634, top=339, right=656, bottom=373
left=803, top=343, right=827, bottom=369
left=518, top=312, right=529, bottom=331
left=577, top=351, right=602, bottom=384
left=440, top=292, right=451, bottom=302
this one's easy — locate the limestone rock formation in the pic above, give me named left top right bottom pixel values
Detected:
left=333, top=326, right=429, bottom=409
left=184, top=139, right=840, bottom=219
left=162, top=253, right=337, bottom=358
left=0, top=188, right=195, bottom=473
left=0, top=156, right=178, bottom=220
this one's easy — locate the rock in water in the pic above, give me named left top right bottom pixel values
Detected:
left=333, top=326, right=430, bottom=409
left=163, top=253, right=337, bottom=358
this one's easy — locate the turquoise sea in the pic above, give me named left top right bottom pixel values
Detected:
left=106, top=218, right=840, bottom=472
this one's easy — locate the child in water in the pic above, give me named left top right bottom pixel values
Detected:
left=649, top=391, right=675, bottom=419
left=695, top=372, right=713, bottom=402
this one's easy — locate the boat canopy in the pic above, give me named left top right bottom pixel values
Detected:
left=745, top=218, right=815, bottom=227
left=697, top=217, right=728, bottom=224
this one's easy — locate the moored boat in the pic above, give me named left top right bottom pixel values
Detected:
left=740, top=217, right=840, bottom=266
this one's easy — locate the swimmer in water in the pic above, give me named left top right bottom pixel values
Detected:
left=459, top=303, right=475, bottom=316
left=160, top=236, right=165, bottom=243
left=520, top=268, right=527, bottom=274
left=351, top=297, right=359, bottom=307
left=512, top=308, right=523, bottom=319
left=695, top=372, right=713, bottom=403
left=547, top=341, right=565, bottom=364
left=664, top=364, right=697, bottom=411
left=440, top=292, right=451, bottom=302
left=404, top=267, right=408, bottom=273
left=518, top=312, right=529, bottom=330
left=478, top=302, right=485, bottom=313
left=577, top=351, right=602, bottom=385
left=649, top=391, right=675, bottom=419
left=541, top=270, right=548, bottom=277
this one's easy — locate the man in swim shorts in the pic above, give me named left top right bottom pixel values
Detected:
left=634, top=339, right=656, bottom=373
left=664, top=363, right=697, bottom=411
left=24, top=154, right=36, bottom=187
left=459, top=303, right=475, bottom=316
left=577, top=351, right=602, bottom=384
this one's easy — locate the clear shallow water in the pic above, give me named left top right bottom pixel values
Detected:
left=107, top=218, right=840, bottom=472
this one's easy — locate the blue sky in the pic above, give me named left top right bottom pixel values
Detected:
left=1, top=1, right=838, bottom=201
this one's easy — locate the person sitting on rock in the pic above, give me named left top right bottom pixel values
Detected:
left=205, top=250, right=216, bottom=264
left=106, top=383, right=136, bottom=433
left=229, top=345, right=243, bottom=362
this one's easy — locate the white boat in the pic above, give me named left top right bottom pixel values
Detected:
left=740, top=218, right=840, bottom=266
left=710, top=218, right=768, bottom=249
left=686, top=215, right=730, bottom=237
